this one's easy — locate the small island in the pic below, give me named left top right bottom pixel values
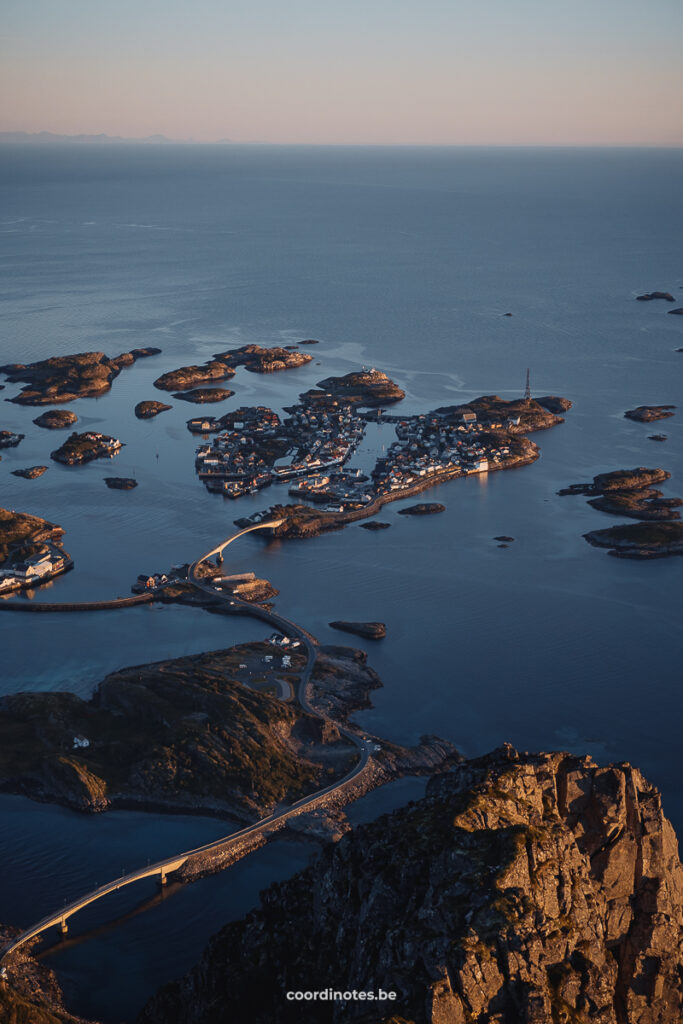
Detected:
left=11, top=466, right=48, bottom=480
left=104, top=477, right=137, bottom=490
left=1, top=349, right=161, bottom=405
left=0, top=430, right=24, bottom=449
left=624, top=405, right=676, bottom=423
left=636, top=291, right=675, bottom=302
left=668, top=307, right=683, bottom=315
left=214, top=344, right=314, bottom=374
left=307, top=368, right=405, bottom=406
left=360, top=521, right=391, bottom=531
left=584, top=521, right=683, bottom=559
left=398, top=502, right=445, bottom=516
left=134, top=400, right=172, bottom=419
left=649, top=434, right=668, bottom=442
left=172, top=387, right=234, bottom=404
left=329, top=621, right=386, bottom=640
left=560, top=467, right=681, bottom=521
left=154, top=360, right=236, bottom=392
left=33, top=409, right=78, bottom=430
left=154, top=344, right=313, bottom=392
left=51, top=431, right=123, bottom=466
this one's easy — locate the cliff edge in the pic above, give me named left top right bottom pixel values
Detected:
left=139, top=745, right=683, bottom=1024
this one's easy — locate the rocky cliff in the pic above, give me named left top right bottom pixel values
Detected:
left=140, top=745, right=683, bottom=1024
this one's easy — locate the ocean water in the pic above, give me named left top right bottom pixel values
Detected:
left=1, top=144, right=682, bottom=1021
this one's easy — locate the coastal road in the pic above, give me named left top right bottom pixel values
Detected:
left=1, top=521, right=371, bottom=965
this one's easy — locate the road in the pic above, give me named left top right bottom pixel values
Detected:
left=1, top=522, right=371, bottom=965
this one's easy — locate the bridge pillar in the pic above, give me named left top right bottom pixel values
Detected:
left=159, top=870, right=167, bottom=886
left=216, top=552, right=223, bottom=564
left=59, top=918, right=68, bottom=936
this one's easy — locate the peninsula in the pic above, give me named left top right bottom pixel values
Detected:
left=0, top=508, right=72, bottom=594
left=0, top=349, right=161, bottom=405
left=0, top=644, right=359, bottom=819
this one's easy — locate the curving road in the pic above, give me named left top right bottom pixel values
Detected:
left=1, top=521, right=371, bottom=964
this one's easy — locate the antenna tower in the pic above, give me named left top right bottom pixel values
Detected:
left=524, top=367, right=531, bottom=403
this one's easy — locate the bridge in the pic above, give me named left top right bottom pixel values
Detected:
left=1, top=515, right=372, bottom=966
left=189, top=518, right=286, bottom=571
left=2, top=857, right=189, bottom=950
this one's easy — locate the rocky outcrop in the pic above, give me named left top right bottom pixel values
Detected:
left=0, top=430, right=24, bottom=449
left=560, top=468, right=681, bottom=522
left=171, top=388, right=234, bottom=404
left=398, top=503, right=445, bottom=516
left=1, top=349, right=160, bottom=405
left=636, top=291, right=675, bottom=302
left=139, top=746, right=683, bottom=1024
left=667, top=307, right=683, bottom=315
left=155, top=346, right=312, bottom=392
left=103, top=477, right=137, bottom=489
left=584, top=521, right=683, bottom=559
left=624, top=406, right=676, bottom=423
left=434, top=395, right=566, bottom=434
left=154, top=361, right=236, bottom=392
left=312, top=369, right=405, bottom=406
left=534, top=395, right=573, bottom=413
left=134, top=400, right=172, bottom=419
left=328, top=621, right=386, bottom=640
left=51, top=432, right=122, bottom=466
left=213, top=344, right=313, bottom=374
left=33, top=409, right=78, bottom=429
left=11, top=466, right=48, bottom=479
left=0, top=925, right=91, bottom=1023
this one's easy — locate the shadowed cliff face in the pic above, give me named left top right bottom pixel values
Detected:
left=139, top=746, right=683, bottom=1024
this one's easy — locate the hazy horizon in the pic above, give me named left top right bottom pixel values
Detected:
left=3, top=0, right=683, bottom=147
left=2, top=130, right=683, bottom=150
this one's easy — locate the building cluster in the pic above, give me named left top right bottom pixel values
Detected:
left=0, top=544, right=72, bottom=594
left=274, top=412, right=518, bottom=514
left=371, top=413, right=513, bottom=493
left=194, top=407, right=282, bottom=498
left=193, top=400, right=365, bottom=499
left=288, top=468, right=372, bottom=511
left=268, top=632, right=302, bottom=650
left=133, top=571, right=170, bottom=592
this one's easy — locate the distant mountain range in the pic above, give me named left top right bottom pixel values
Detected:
left=0, top=131, right=234, bottom=145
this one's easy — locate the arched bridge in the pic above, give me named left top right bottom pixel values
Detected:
left=1, top=856, right=188, bottom=955
left=189, top=518, right=285, bottom=576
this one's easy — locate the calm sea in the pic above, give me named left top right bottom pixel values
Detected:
left=1, top=144, right=682, bottom=1021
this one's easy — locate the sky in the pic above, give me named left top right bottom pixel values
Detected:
left=2, top=0, right=683, bottom=146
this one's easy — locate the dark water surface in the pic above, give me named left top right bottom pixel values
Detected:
left=1, top=145, right=682, bottom=1021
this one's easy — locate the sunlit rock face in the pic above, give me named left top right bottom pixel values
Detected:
left=140, top=745, right=683, bottom=1024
